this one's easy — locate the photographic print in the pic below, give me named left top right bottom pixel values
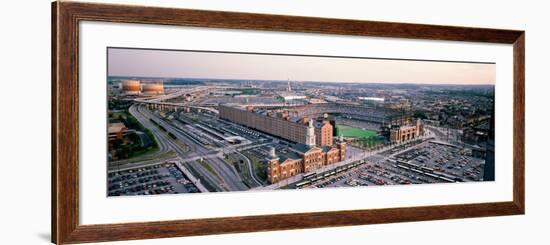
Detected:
left=107, top=47, right=495, bottom=196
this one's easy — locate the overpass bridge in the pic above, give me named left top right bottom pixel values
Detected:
left=134, top=87, right=219, bottom=114
left=139, top=101, right=219, bottom=114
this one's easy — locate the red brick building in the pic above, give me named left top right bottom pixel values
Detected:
left=314, top=119, right=333, bottom=146
left=267, top=141, right=347, bottom=184
left=389, top=119, right=423, bottom=143
left=219, top=105, right=333, bottom=147
left=108, top=122, right=128, bottom=141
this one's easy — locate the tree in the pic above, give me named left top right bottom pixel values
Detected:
left=413, top=111, right=428, bottom=119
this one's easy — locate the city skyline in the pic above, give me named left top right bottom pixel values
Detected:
left=107, top=47, right=495, bottom=196
left=108, top=48, right=496, bottom=85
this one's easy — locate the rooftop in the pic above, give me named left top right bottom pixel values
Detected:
left=278, top=150, right=302, bottom=163
left=292, top=143, right=313, bottom=153
left=108, top=122, right=127, bottom=134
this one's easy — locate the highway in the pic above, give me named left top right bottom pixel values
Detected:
left=129, top=104, right=171, bottom=154
left=134, top=88, right=269, bottom=189
left=137, top=104, right=248, bottom=191
left=108, top=104, right=174, bottom=171
left=134, top=86, right=219, bottom=113
left=129, top=104, right=225, bottom=192
left=182, top=119, right=264, bottom=188
left=168, top=115, right=249, bottom=191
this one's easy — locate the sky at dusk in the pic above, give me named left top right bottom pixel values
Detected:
left=108, top=48, right=495, bottom=85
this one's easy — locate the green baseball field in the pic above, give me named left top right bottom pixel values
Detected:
left=335, top=125, right=378, bottom=138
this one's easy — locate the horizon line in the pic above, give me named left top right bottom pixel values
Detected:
left=107, top=75, right=495, bottom=86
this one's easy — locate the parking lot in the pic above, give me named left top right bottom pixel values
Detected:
left=309, top=162, right=435, bottom=189
left=393, top=141, right=485, bottom=181
left=379, top=139, right=424, bottom=156
left=303, top=141, right=486, bottom=189
left=108, top=162, right=200, bottom=196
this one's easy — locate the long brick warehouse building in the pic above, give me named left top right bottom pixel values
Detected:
left=219, top=105, right=346, bottom=183
left=219, top=105, right=333, bottom=146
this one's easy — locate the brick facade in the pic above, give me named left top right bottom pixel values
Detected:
left=219, top=105, right=333, bottom=147
left=390, top=119, right=423, bottom=143
left=267, top=142, right=346, bottom=184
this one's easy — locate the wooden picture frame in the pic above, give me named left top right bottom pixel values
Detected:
left=52, top=1, right=525, bottom=244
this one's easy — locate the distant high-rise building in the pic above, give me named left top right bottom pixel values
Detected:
left=484, top=108, right=495, bottom=181
left=287, top=79, right=292, bottom=92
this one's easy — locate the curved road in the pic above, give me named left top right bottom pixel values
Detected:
left=234, top=151, right=263, bottom=187
left=136, top=104, right=227, bottom=191
left=138, top=104, right=248, bottom=191
left=108, top=104, right=173, bottom=170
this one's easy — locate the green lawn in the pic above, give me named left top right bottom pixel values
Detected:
left=108, top=109, right=161, bottom=162
left=336, top=125, right=378, bottom=138
left=336, top=125, right=384, bottom=149
left=235, top=88, right=260, bottom=95
left=242, top=151, right=268, bottom=183
left=199, top=159, right=218, bottom=178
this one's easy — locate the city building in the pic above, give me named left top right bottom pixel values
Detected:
left=278, top=92, right=307, bottom=102
left=266, top=140, right=346, bottom=184
left=108, top=122, right=128, bottom=141
left=314, top=114, right=333, bottom=146
left=219, top=105, right=333, bottom=146
left=484, top=109, right=495, bottom=181
left=388, top=119, right=423, bottom=143
left=463, top=119, right=490, bottom=145
left=358, top=96, right=385, bottom=102
left=383, top=96, right=412, bottom=110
